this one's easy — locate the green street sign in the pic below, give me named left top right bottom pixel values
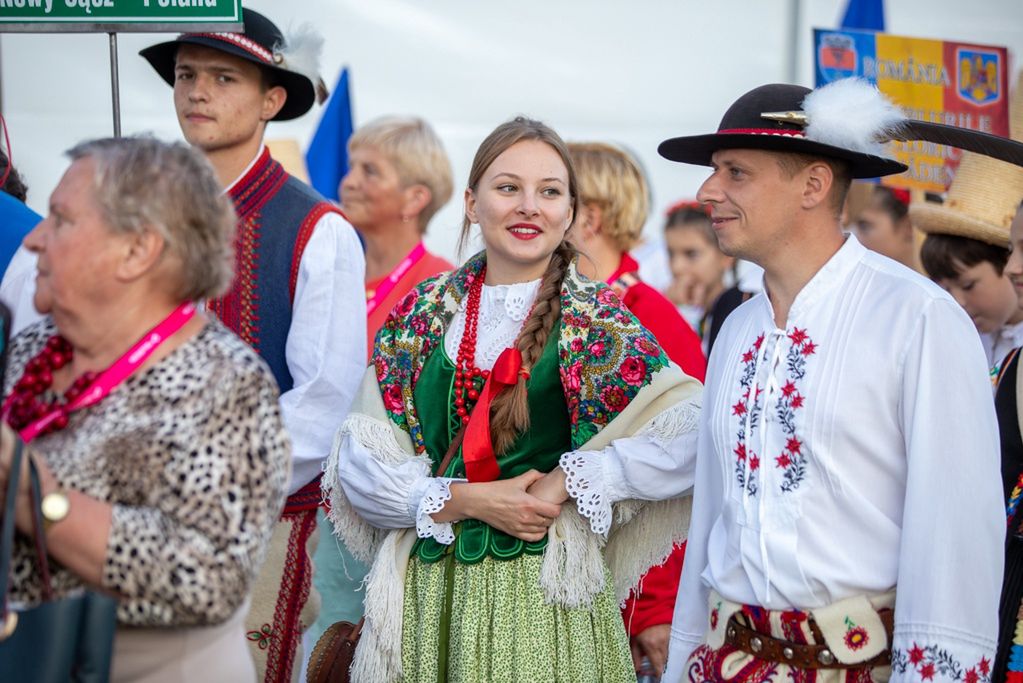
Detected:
left=0, top=0, right=243, bottom=32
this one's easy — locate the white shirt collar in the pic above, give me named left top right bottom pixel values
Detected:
left=760, top=233, right=866, bottom=325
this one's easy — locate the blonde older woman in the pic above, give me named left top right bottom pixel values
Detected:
left=309, top=118, right=456, bottom=655
left=0, top=137, right=289, bottom=682
left=340, top=116, right=455, bottom=353
left=568, top=141, right=705, bottom=678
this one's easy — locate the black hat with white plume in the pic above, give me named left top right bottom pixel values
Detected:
left=140, top=8, right=328, bottom=121
left=659, top=78, right=1023, bottom=177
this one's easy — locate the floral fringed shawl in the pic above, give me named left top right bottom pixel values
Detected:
left=323, top=252, right=702, bottom=682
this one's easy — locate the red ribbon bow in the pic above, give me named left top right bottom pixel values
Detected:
left=462, top=347, right=524, bottom=482
left=890, top=187, right=911, bottom=207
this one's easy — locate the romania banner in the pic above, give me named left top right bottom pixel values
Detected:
left=813, top=28, right=1009, bottom=192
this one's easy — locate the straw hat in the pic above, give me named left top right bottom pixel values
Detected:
left=912, top=71, right=1023, bottom=247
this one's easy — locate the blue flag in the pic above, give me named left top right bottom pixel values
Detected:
left=839, top=0, right=884, bottom=31
left=305, top=68, right=354, bottom=202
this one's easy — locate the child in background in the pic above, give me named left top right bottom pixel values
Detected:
left=663, top=201, right=745, bottom=356
left=918, top=233, right=1021, bottom=371
left=994, top=200, right=1023, bottom=683
left=915, top=195, right=1023, bottom=381
left=568, top=143, right=706, bottom=381
left=852, top=185, right=921, bottom=271
left=913, top=78, right=1023, bottom=382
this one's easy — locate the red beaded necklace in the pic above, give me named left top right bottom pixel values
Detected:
left=453, top=268, right=492, bottom=425
left=6, top=335, right=97, bottom=437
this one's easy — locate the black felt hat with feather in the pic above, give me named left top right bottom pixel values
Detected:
left=659, top=78, right=1023, bottom=177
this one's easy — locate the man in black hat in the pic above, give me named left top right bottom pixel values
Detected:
left=660, top=81, right=1002, bottom=683
left=141, top=9, right=366, bottom=682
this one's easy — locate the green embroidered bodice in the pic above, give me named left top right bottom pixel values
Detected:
left=411, top=330, right=570, bottom=564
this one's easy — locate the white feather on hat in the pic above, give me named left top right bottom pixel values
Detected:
left=801, top=77, right=906, bottom=157
left=274, top=23, right=329, bottom=104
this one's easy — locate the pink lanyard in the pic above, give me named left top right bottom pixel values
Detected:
left=366, top=242, right=426, bottom=316
left=11, top=302, right=197, bottom=442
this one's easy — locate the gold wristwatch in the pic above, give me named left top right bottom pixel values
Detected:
left=40, top=490, right=70, bottom=531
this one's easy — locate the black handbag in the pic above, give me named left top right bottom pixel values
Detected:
left=0, top=439, right=117, bottom=683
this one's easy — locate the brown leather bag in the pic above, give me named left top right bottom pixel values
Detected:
left=306, top=618, right=363, bottom=683
left=306, top=426, right=467, bottom=682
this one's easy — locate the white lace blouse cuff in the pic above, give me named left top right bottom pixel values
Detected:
left=411, top=477, right=461, bottom=545
left=560, top=450, right=623, bottom=535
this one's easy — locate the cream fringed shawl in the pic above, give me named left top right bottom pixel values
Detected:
left=322, top=254, right=701, bottom=682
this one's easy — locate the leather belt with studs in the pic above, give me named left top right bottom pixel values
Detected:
left=723, top=612, right=893, bottom=670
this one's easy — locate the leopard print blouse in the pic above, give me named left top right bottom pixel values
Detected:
left=4, top=319, right=290, bottom=627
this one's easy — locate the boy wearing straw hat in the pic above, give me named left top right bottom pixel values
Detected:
left=914, top=80, right=1023, bottom=385
left=140, top=9, right=367, bottom=682
left=659, top=79, right=1002, bottom=683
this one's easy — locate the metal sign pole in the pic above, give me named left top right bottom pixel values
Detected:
left=109, top=32, right=120, bottom=138
left=0, top=1, right=243, bottom=138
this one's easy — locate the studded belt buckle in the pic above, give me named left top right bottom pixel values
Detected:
left=724, top=616, right=848, bottom=670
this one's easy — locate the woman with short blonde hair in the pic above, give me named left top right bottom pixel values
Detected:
left=340, top=115, right=456, bottom=355
left=570, top=141, right=649, bottom=252
left=347, top=116, right=454, bottom=234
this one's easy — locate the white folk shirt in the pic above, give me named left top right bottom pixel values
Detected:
left=664, top=235, right=1003, bottom=683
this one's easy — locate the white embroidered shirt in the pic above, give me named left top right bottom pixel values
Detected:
left=664, top=236, right=1003, bottom=683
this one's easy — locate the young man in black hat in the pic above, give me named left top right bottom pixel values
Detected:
left=141, top=10, right=366, bottom=682
left=660, top=81, right=1002, bottom=683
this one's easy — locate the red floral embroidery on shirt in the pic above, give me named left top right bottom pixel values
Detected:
left=892, top=644, right=991, bottom=682
left=246, top=623, right=275, bottom=650
left=732, top=329, right=816, bottom=496
left=733, top=337, right=764, bottom=495
left=776, top=328, right=816, bottom=493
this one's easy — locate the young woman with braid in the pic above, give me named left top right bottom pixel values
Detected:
left=323, top=117, right=702, bottom=682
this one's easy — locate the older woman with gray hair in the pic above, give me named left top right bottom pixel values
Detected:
left=0, top=136, right=289, bottom=681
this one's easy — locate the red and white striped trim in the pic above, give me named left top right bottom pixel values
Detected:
left=183, top=32, right=274, bottom=65
left=717, top=128, right=806, bottom=138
